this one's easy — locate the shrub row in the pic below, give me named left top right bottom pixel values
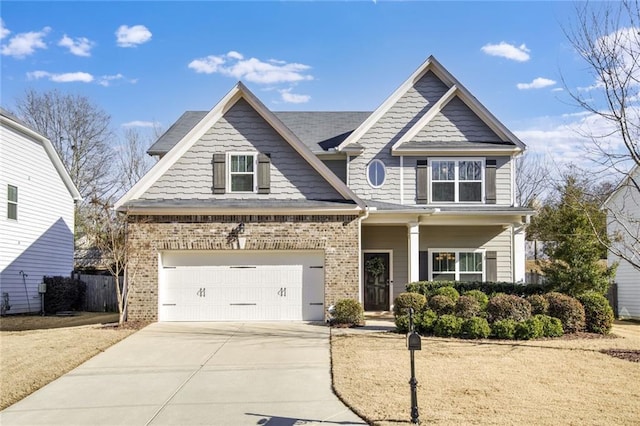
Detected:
left=406, top=280, right=551, bottom=298
left=394, top=286, right=613, bottom=339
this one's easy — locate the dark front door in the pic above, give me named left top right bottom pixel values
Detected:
left=364, top=252, right=390, bottom=311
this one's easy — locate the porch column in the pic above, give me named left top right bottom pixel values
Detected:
left=408, top=222, right=420, bottom=283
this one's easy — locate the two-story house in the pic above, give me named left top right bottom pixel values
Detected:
left=0, top=108, right=81, bottom=315
left=115, top=56, right=533, bottom=322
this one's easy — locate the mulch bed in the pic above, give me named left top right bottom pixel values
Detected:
left=600, top=349, right=640, bottom=363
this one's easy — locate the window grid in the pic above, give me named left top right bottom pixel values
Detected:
left=228, top=154, right=256, bottom=193
left=430, top=159, right=483, bottom=203
left=430, top=250, right=484, bottom=281
left=367, top=159, right=386, bottom=188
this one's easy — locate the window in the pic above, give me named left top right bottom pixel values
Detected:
left=7, top=185, right=17, bottom=220
left=367, top=159, right=386, bottom=188
left=228, top=154, right=256, bottom=192
left=430, top=250, right=484, bottom=281
left=430, top=159, right=483, bottom=203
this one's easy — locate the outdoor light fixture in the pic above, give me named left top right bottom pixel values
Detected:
left=227, top=223, right=246, bottom=249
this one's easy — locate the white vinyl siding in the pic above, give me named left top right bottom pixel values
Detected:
left=0, top=123, right=75, bottom=314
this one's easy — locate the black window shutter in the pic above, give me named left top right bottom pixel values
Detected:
left=212, top=154, right=226, bottom=194
left=419, top=251, right=429, bottom=281
left=486, top=251, right=497, bottom=282
left=485, top=159, right=497, bottom=204
left=257, top=153, right=271, bottom=194
left=416, top=159, right=428, bottom=204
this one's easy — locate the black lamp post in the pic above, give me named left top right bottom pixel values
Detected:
left=406, top=307, right=421, bottom=424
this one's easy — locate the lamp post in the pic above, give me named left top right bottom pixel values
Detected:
left=406, top=308, right=421, bottom=424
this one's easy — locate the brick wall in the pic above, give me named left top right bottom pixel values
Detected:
left=126, top=214, right=360, bottom=321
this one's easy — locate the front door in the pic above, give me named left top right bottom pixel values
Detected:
left=364, top=252, right=390, bottom=311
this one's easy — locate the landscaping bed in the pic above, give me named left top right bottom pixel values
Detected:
left=331, top=321, right=640, bottom=425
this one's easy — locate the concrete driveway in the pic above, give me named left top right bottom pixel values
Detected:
left=0, top=322, right=366, bottom=425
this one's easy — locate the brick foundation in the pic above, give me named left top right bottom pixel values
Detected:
left=125, top=214, right=360, bottom=321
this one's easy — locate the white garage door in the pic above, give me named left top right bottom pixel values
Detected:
left=159, top=251, right=325, bottom=321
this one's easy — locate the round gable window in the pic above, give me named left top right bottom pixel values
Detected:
left=367, top=159, right=386, bottom=188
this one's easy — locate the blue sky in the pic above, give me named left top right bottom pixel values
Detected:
left=0, top=1, right=616, bottom=167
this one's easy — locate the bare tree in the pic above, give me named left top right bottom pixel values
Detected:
left=565, top=0, right=640, bottom=271
left=116, top=127, right=157, bottom=194
left=14, top=89, right=115, bottom=199
left=515, top=152, right=550, bottom=208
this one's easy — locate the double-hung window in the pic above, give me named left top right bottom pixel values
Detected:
left=228, top=153, right=256, bottom=193
left=7, top=185, right=17, bottom=220
left=430, top=159, right=483, bottom=203
left=430, top=250, right=484, bottom=282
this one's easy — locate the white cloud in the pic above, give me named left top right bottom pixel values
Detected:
left=58, top=35, right=94, bottom=57
left=279, top=88, right=310, bottom=104
left=481, top=42, right=530, bottom=62
left=27, top=70, right=94, bottom=83
left=1, top=26, right=50, bottom=59
left=517, top=77, right=557, bottom=90
left=122, top=120, right=159, bottom=128
left=116, top=24, right=152, bottom=47
left=98, top=73, right=124, bottom=87
left=188, top=51, right=313, bottom=84
left=0, top=19, right=10, bottom=40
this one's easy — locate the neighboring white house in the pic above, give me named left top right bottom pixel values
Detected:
left=0, top=108, right=81, bottom=315
left=605, top=165, right=640, bottom=320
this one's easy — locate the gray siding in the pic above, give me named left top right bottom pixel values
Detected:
left=348, top=71, right=450, bottom=203
left=413, top=97, right=503, bottom=142
left=362, top=226, right=408, bottom=302
left=419, top=225, right=512, bottom=282
left=143, top=99, right=343, bottom=201
left=322, top=159, right=347, bottom=183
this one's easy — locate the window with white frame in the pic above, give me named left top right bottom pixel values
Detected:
left=430, top=159, right=483, bottom=202
left=366, top=159, right=386, bottom=188
left=7, top=185, right=17, bottom=220
left=430, top=250, right=484, bottom=282
left=228, top=153, right=256, bottom=192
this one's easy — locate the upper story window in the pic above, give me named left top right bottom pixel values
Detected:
left=430, top=159, right=483, bottom=203
left=430, top=250, right=484, bottom=282
left=367, top=159, right=386, bottom=188
left=7, top=185, right=17, bottom=220
left=228, top=153, right=256, bottom=193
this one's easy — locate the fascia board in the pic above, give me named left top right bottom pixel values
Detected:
left=337, top=56, right=436, bottom=151
left=237, top=82, right=367, bottom=210
left=114, top=85, right=243, bottom=210
left=119, top=206, right=362, bottom=216
left=1, top=115, right=82, bottom=201
left=391, top=85, right=459, bottom=151
left=391, top=147, right=522, bottom=156
left=603, top=164, right=639, bottom=207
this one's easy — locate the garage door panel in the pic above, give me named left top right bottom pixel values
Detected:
left=159, top=252, right=324, bottom=321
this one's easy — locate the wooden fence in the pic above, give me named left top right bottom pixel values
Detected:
left=74, top=273, right=121, bottom=312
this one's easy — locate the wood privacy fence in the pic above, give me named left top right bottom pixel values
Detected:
left=73, top=273, right=121, bottom=312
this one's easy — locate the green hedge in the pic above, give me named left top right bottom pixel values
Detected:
left=406, top=280, right=551, bottom=298
left=43, top=276, right=86, bottom=314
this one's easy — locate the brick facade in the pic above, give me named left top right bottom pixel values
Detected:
left=126, top=214, right=360, bottom=321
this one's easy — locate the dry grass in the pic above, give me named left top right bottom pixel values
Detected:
left=0, top=312, right=119, bottom=331
left=0, top=324, right=137, bottom=410
left=331, top=322, right=640, bottom=425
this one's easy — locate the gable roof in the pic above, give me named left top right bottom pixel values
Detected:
left=0, top=108, right=82, bottom=202
left=337, top=55, right=526, bottom=153
left=115, top=82, right=365, bottom=211
left=603, top=164, right=640, bottom=207
left=147, top=111, right=371, bottom=156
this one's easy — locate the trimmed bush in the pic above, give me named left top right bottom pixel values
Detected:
left=535, top=314, right=564, bottom=337
left=491, top=319, right=517, bottom=339
left=434, top=286, right=460, bottom=302
left=455, top=295, right=482, bottom=319
left=461, top=317, right=491, bottom=339
left=515, top=317, right=544, bottom=340
left=393, top=292, right=427, bottom=317
left=527, top=294, right=549, bottom=315
left=332, top=299, right=364, bottom=327
left=415, top=309, right=438, bottom=335
left=578, top=292, right=614, bottom=335
left=433, top=314, right=463, bottom=337
left=487, top=294, right=532, bottom=323
left=463, top=290, right=489, bottom=311
left=428, top=295, right=456, bottom=315
left=406, top=280, right=550, bottom=298
left=395, top=314, right=410, bottom=333
left=545, top=292, right=585, bottom=333
left=43, top=276, right=86, bottom=314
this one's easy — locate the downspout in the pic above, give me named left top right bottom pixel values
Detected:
left=357, top=207, right=371, bottom=304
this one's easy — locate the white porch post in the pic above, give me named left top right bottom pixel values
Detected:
left=513, top=224, right=526, bottom=283
left=408, top=222, right=420, bottom=283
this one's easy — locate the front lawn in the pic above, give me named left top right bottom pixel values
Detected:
left=331, top=321, right=640, bottom=425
